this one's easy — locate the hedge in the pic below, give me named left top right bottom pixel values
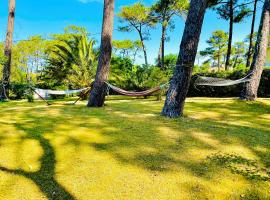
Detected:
left=2, top=69, right=270, bottom=100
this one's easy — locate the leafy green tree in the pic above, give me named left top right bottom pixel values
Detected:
left=214, top=0, right=251, bottom=70
left=151, top=0, right=189, bottom=69
left=117, top=2, right=156, bottom=66
left=200, top=30, right=228, bottom=71
left=43, top=31, right=97, bottom=89
left=232, top=41, right=246, bottom=68
left=14, top=36, right=46, bottom=84
left=0, top=42, right=25, bottom=85
left=112, top=40, right=134, bottom=58
left=112, top=40, right=143, bottom=62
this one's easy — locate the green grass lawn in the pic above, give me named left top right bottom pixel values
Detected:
left=0, top=97, right=269, bottom=200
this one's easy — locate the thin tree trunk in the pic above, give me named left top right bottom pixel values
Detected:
left=218, top=56, right=221, bottom=71
left=225, top=0, right=233, bottom=70
left=161, top=24, right=166, bottom=69
left=158, top=22, right=166, bottom=69
left=218, top=47, right=221, bottom=71
left=161, top=0, right=208, bottom=118
left=1, top=0, right=15, bottom=100
left=87, top=0, right=114, bottom=107
left=133, top=48, right=139, bottom=64
left=246, top=0, right=258, bottom=68
left=157, top=41, right=162, bottom=67
left=138, top=29, right=148, bottom=66
left=240, top=0, right=270, bottom=100
left=233, top=54, right=239, bottom=68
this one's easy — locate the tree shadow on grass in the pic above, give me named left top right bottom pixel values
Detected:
left=0, top=122, right=75, bottom=200
left=82, top=100, right=270, bottom=181
left=0, top=99, right=269, bottom=198
left=186, top=100, right=270, bottom=128
left=206, top=152, right=270, bottom=181
left=55, top=103, right=270, bottom=184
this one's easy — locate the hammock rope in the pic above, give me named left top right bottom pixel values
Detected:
left=105, top=82, right=169, bottom=97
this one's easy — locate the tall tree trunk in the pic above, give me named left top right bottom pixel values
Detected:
left=218, top=48, right=221, bottom=71
left=233, top=55, right=239, bottom=68
left=240, top=0, right=270, bottom=100
left=157, top=41, right=162, bottom=67
left=161, top=0, right=208, bottom=118
left=158, top=21, right=166, bottom=69
left=225, top=0, right=233, bottom=70
left=218, top=56, right=221, bottom=71
left=1, top=0, right=15, bottom=100
left=87, top=0, right=114, bottom=107
left=138, top=29, right=148, bottom=66
left=246, top=0, right=258, bottom=68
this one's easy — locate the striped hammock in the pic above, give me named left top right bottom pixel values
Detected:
left=105, top=82, right=168, bottom=97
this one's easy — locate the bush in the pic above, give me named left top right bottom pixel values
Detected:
left=25, top=88, right=34, bottom=102
left=26, top=94, right=34, bottom=102
left=9, top=83, right=29, bottom=100
left=258, top=69, right=270, bottom=97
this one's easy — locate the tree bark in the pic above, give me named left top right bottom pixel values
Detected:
left=138, top=28, right=148, bottom=66
left=225, top=0, right=233, bottom=70
left=246, top=0, right=258, bottom=68
left=161, top=0, right=208, bottom=118
left=240, top=0, right=270, bottom=101
left=87, top=0, right=114, bottom=107
left=1, top=0, right=15, bottom=100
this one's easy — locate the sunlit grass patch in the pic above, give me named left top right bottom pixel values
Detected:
left=0, top=97, right=269, bottom=199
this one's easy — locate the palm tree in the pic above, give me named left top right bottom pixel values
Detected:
left=46, top=34, right=97, bottom=88
left=1, top=0, right=15, bottom=100
left=87, top=0, right=115, bottom=107
left=162, top=0, right=208, bottom=118
left=241, top=0, right=270, bottom=100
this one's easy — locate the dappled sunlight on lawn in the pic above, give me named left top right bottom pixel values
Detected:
left=0, top=97, right=269, bottom=199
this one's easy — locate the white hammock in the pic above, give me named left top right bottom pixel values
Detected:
left=34, top=88, right=89, bottom=98
left=194, top=75, right=251, bottom=87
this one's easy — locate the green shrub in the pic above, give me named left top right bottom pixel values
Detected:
left=26, top=94, right=34, bottom=102
left=258, top=69, right=270, bottom=97
left=9, top=83, right=29, bottom=100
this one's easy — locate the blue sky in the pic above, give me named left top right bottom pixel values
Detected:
left=0, top=0, right=263, bottom=64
